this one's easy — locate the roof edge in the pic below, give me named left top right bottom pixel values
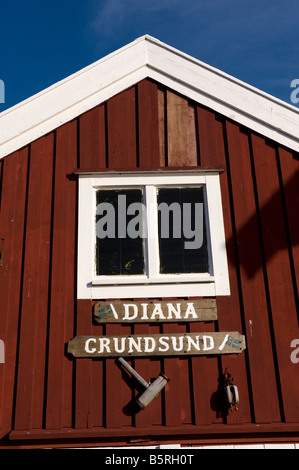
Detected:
left=144, top=35, right=299, bottom=114
left=0, top=35, right=299, bottom=158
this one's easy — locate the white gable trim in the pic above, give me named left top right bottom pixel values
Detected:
left=1, top=35, right=299, bottom=159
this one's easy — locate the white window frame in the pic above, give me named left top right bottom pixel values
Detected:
left=77, top=171, right=230, bottom=299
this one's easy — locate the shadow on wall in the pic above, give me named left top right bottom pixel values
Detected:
left=226, top=167, right=299, bottom=280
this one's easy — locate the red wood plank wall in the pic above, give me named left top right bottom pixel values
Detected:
left=0, top=79, right=298, bottom=447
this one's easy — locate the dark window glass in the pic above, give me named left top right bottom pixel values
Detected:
left=96, top=189, right=144, bottom=276
left=157, top=187, right=209, bottom=274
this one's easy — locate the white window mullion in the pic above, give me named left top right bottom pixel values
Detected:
left=145, top=185, right=160, bottom=279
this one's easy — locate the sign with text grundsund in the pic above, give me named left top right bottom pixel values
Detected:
left=67, top=332, right=246, bottom=358
left=93, top=299, right=217, bottom=323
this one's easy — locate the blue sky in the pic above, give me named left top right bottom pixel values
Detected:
left=0, top=0, right=299, bottom=112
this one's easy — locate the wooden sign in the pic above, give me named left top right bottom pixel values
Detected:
left=68, top=332, right=245, bottom=358
left=93, top=299, right=217, bottom=323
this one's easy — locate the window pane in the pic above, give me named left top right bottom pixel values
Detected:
left=96, top=189, right=145, bottom=275
left=157, top=187, right=209, bottom=274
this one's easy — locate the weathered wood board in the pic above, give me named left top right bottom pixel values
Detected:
left=93, top=299, right=217, bottom=323
left=68, top=331, right=245, bottom=358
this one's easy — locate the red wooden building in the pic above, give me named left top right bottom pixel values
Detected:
left=0, top=35, right=298, bottom=448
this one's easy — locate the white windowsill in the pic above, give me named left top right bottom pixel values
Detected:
left=92, top=275, right=214, bottom=285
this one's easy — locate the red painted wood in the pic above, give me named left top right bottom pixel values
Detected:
left=195, top=107, right=226, bottom=424
left=45, top=121, right=77, bottom=430
left=197, top=106, right=226, bottom=168
left=107, top=87, right=137, bottom=169
left=0, top=160, right=2, bottom=208
left=75, top=303, right=104, bottom=429
left=105, top=323, right=133, bottom=428
left=251, top=134, right=299, bottom=422
left=0, top=149, right=29, bottom=438
left=104, top=87, right=139, bottom=427
left=14, top=135, right=54, bottom=430
left=79, top=105, right=106, bottom=169
left=1, top=81, right=299, bottom=445
left=73, top=100, right=107, bottom=429
left=157, top=87, right=166, bottom=166
left=188, top=104, right=198, bottom=165
left=75, top=300, right=93, bottom=429
left=197, top=107, right=251, bottom=424
left=75, top=300, right=105, bottom=429
left=8, top=421, right=299, bottom=442
left=163, top=324, right=190, bottom=426
left=188, top=322, right=220, bottom=425
left=91, top=88, right=136, bottom=427
left=137, top=80, right=161, bottom=168
left=226, top=123, right=281, bottom=423
left=278, top=148, right=299, bottom=300
left=76, top=99, right=108, bottom=429
left=133, top=323, right=163, bottom=427
left=90, top=340, right=105, bottom=428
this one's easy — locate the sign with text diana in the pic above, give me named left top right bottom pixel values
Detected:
left=67, top=332, right=246, bottom=358
left=94, top=299, right=217, bottom=323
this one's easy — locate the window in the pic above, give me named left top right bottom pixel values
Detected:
left=157, top=187, right=209, bottom=274
left=95, top=188, right=145, bottom=276
left=77, top=171, right=230, bottom=299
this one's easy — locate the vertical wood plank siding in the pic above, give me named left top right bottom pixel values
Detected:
left=0, top=79, right=298, bottom=444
